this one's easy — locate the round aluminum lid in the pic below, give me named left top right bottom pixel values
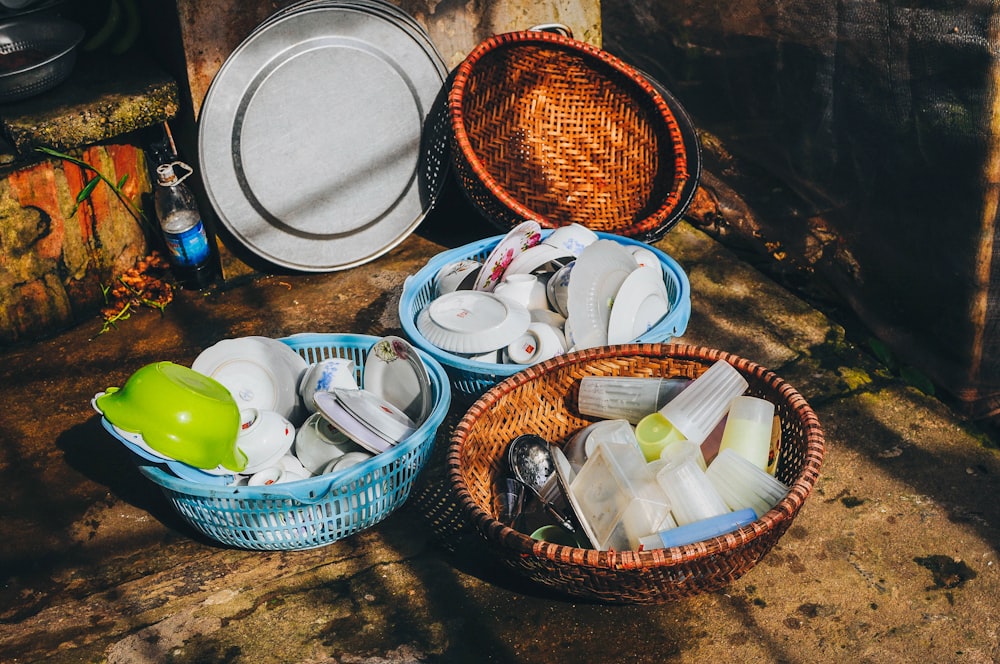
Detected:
left=198, top=5, right=447, bottom=271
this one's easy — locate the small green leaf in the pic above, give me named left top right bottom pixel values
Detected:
left=867, top=337, right=897, bottom=371
left=899, top=365, right=935, bottom=396
left=116, top=174, right=129, bottom=188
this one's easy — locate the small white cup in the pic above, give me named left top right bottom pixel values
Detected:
left=530, top=307, right=566, bottom=329
left=294, top=412, right=360, bottom=474
left=630, top=246, right=660, bottom=270
left=543, top=223, right=598, bottom=256
left=298, top=358, right=358, bottom=413
left=237, top=408, right=296, bottom=475
left=435, top=259, right=481, bottom=296
left=463, top=349, right=502, bottom=363
left=247, top=465, right=309, bottom=486
left=494, top=273, right=550, bottom=311
left=321, top=450, right=374, bottom=474
left=505, top=322, right=566, bottom=365
left=278, top=453, right=313, bottom=478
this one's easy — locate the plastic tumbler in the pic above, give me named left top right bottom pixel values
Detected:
left=705, top=448, right=790, bottom=518
left=577, top=376, right=690, bottom=424
left=718, top=395, right=775, bottom=470
left=635, top=360, right=749, bottom=461
left=654, top=441, right=730, bottom=526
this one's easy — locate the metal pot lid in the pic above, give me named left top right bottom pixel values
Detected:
left=198, top=4, right=447, bottom=272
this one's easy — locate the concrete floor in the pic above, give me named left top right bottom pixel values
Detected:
left=1, top=197, right=998, bottom=663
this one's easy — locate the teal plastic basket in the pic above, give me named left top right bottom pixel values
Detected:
left=399, top=231, right=691, bottom=402
left=137, top=333, right=451, bottom=551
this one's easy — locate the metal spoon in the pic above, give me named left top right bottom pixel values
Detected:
left=505, top=434, right=577, bottom=533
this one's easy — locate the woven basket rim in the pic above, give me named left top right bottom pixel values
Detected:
left=448, top=30, right=691, bottom=238
left=447, top=343, right=826, bottom=571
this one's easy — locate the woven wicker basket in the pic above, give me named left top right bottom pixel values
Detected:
left=448, top=344, right=825, bottom=603
left=448, top=30, right=692, bottom=241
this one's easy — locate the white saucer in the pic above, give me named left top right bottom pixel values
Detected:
left=331, top=387, right=417, bottom=443
left=473, top=220, right=543, bottom=292
left=191, top=337, right=306, bottom=422
left=313, top=391, right=393, bottom=454
left=500, top=242, right=574, bottom=279
left=417, top=290, right=531, bottom=354
left=607, top=265, right=671, bottom=344
left=566, top=240, right=639, bottom=349
left=363, top=335, right=432, bottom=425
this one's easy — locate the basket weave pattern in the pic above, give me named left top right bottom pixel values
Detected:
left=449, top=30, right=690, bottom=239
left=447, top=344, right=825, bottom=603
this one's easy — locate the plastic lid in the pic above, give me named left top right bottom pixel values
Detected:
left=657, top=360, right=748, bottom=444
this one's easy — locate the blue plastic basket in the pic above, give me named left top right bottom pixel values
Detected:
left=136, top=333, right=452, bottom=551
left=399, top=231, right=691, bottom=402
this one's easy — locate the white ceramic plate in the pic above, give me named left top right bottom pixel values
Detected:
left=416, top=291, right=531, bottom=354
left=363, top=335, right=432, bottom=424
left=566, top=240, right=639, bottom=349
left=191, top=337, right=306, bottom=422
left=472, top=220, right=543, bottom=292
left=313, top=391, right=394, bottom=454
left=607, top=265, right=671, bottom=344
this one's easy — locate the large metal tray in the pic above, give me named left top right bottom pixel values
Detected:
left=198, top=2, right=447, bottom=272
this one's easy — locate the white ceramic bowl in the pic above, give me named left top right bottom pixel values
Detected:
left=293, top=411, right=359, bottom=474
left=237, top=408, right=296, bottom=475
left=494, top=273, right=550, bottom=311
left=298, top=357, right=358, bottom=413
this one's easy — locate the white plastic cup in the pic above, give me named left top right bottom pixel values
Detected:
left=505, top=322, right=566, bottom=365
left=563, top=419, right=633, bottom=471
left=718, top=396, right=775, bottom=470
left=577, top=376, right=690, bottom=424
left=657, top=361, right=749, bottom=444
left=705, top=448, right=789, bottom=517
left=654, top=442, right=730, bottom=526
left=635, top=360, right=748, bottom=461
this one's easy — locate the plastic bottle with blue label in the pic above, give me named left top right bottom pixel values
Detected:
left=154, top=161, right=214, bottom=290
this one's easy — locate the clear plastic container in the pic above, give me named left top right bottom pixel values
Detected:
left=577, top=376, right=689, bottom=424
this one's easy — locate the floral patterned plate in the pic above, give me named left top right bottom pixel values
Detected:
left=472, top=220, right=542, bottom=292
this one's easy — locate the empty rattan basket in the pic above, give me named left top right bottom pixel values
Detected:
left=448, top=29, right=693, bottom=241
left=448, top=344, right=825, bottom=604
